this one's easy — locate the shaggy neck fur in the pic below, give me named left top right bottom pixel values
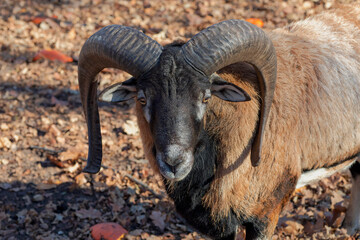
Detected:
left=163, top=129, right=240, bottom=239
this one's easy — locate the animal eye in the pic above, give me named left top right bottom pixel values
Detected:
left=202, top=90, right=211, bottom=103
left=138, top=97, right=147, bottom=105
left=137, top=90, right=147, bottom=105
left=203, top=96, right=210, bottom=103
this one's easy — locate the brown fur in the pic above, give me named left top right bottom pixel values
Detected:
left=203, top=5, right=360, bottom=222
left=136, top=5, right=360, bottom=237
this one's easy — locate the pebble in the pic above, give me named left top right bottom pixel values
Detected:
left=39, top=21, right=49, bottom=30
left=0, top=137, right=12, bottom=149
left=32, top=194, right=44, bottom=202
left=40, top=223, right=49, bottom=230
left=303, top=1, right=313, bottom=10
left=1, top=159, right=9, bottom=165
left=1, top=123, right=9, bottom=130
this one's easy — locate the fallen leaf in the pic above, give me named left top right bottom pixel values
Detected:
left=245, top=18, right=264, bottom=28
left=0, top=212, right=8, bottom=221
left=66, top=162, right=80, bottom=173
left=330, top=201, right=347, bottom=227
left=51, top=96, right=68, bottom=106
left=31, top=16, right=47, bottom=24
left=91, top=222, right=128, bottom=240
left=75, top=172, right=87, bottom=185
left=0, top=137, right=12, bottom=149
left=59, top=148, right=82, bottom=162
left=150, top=210, right=166, bottom=231
left=49, top=124, right=62, bottom=137
left=36, top=183, right=57, bottom=190
left=47, top=154, right=66, bottom=168
left=75, top=208, right=101, bottom=219
left=332, top=212, right=345, bottom=228
left=33, top=49, right=73, bottom=63
left=122, top=120, right=139, bottom=136
left=283, top=220, right=304, bottom=234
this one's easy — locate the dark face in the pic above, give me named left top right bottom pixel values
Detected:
left=136, top=50, right=212, bottom=180
left=99, top=46, right=251, bottom=181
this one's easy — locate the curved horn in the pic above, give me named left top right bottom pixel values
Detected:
left=182, top=20, right=277, bottom=167
left=78, top=25, right=163, bottom=173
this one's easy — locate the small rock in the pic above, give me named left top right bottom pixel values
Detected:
left=0, top=183, right=12, bottom=190
left=1, top=123, right=9, bottom=130
left=41, top=116, right=51, bottom=125
left=40, top=21, right=49, bottom=30
left=32, top=194, right=44, bottom=202
left=129, top=229, right=143, bottom=236
left=0, top=137, right=12, bottom=149
left=70, top=115, right=78, bottom=123
left=325, top=2, right=332, bottom=9
left=1, top=159, right=9, bottom=165
left=303, top=1, right=313, bottom=10
left=40, top=223, right=49, bottom=230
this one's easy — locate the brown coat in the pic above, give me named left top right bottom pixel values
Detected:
left=136, top=4, right=360, bottom=232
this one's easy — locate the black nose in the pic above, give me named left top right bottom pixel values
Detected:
left=163, top=160, right=177, bottom=174
left=155, top=146, right=194, bottom=181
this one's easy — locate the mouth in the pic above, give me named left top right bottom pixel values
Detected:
left=158, top=160, right=192, bottom=181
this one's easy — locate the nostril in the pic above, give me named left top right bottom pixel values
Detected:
left=163, top=160, right=177, bottom=173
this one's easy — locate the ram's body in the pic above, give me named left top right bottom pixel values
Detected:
left=78, top=4, right=360, bottom=240
left=136, top=5, right=360, bottom=237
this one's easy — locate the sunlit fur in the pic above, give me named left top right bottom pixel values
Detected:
left=136, top=5, right=360, bottom=238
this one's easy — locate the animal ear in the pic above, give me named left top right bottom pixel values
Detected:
left=99, top=77, right=137, bottom=102
left=210, top=74, right=251, bottom=102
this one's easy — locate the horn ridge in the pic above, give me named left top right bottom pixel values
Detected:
left=182, top=19, right=277, bottom=167
left=78, top=25, right=162, bottom=173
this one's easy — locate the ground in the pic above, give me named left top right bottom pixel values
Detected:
left=0, top=0, right=359, bottom=239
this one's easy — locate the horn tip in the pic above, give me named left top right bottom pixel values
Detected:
left=83, top=164, right=101, bottom=174
left=250, top=153, right=261, bottom=167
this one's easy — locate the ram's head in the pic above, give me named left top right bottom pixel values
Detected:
left=78, top=20, right=277, bottom=180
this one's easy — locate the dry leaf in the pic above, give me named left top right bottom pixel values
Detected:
left=51, top=96, right=68, bottom=106
left=66, top=162, right=80, bottom=173
left=75, top=172, right=87, bottom=185
left=36, top=183, right=57, bottom=190
left=150, top=210, right=166, bottom=231
left=59, top=148, right=82, bottom=162
left=90, top=222, right=128, bottom=240
left=49, top=125, right=62, bottom=137
left=31, top=16, right=47, bottom=24
left=245, top=18, right=264, bottom=28
left=0, top=211, right=8, bottom=222
left=75, top=208, right=101, bottom=219
left=31, top=15, right=57, bottom=24
left=47, top=154, right=65, bottom=168
left=33, top=49, right=73, bottom=63
left=122, top=120, right=139, bottom=136
left=283, top=220, right=304, bottom=234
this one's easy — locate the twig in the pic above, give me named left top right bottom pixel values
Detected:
left=125, top=173, right=163, bottom=199
left=29, top=145, right=60, bottom=154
